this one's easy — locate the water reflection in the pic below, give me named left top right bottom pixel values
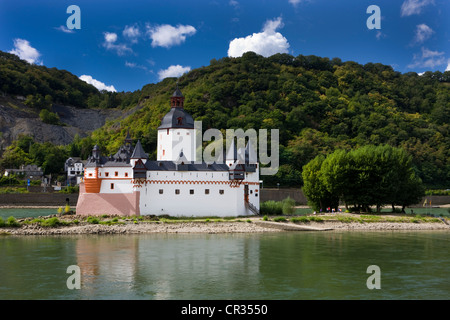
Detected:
left=73, top=234, right=261, bottom=299
left=0, top=231, right=449, bottom=300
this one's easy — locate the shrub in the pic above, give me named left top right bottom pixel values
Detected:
left=308, top=216, right=323, bottom=222
left=262, top=215, right=268, bottom=221
left=41, top=217, right=61, bottom=227
left=273, top=217, right=287, bottom=222
left=281, top=197, right=296, bottom=215
left=87, top=216, right=99, bottom=224
left=0, top=217, right=5, bottom=227
left=260, top=200, right=283, bottom=215
left=291, top=216, right=309, bottom=223
left=6, top=216, right=20, bottom=227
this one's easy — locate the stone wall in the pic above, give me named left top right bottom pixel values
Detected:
left=0, top=193, right=79, bottom=207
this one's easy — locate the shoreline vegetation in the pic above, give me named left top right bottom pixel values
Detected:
left=0, top=210, right=449, bottom=235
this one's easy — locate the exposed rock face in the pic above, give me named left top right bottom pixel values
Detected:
left=0, top=96, right=139, bottom=147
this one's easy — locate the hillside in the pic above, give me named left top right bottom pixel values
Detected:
left=90, top=52, right=450, bottom=188
left=1, top=51, right=449, bottom=187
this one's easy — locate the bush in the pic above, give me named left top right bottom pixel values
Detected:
left=0, top=217, right=5, bottom=227
left=273, top=217, right=287, bottom=222
left=87, top=216, right=99, bottom=224
left=39, top=109, right=61, bottom=125
left=0, top=175, right=21, bottom=186
left=6, top=216, right=20, bottom=227
left=262, top=215, right=268, bottom=221
left=291, top=216, right=309, bottom=223
left=260, top=200, right=283, bottom=215
left=41, top=217, right=61, bottom=227
left=281, top=197, right=296, bottom=215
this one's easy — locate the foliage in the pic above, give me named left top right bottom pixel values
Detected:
left=302, top=145, right=425, bottom=212
left=0, top=175, right=22, bottom=186
left=86, top=216, right=100, bottom=224
left=1, top=51, right=449, bottom=187
left=260, top=200, right=283, bottom=215
left=281, top=196, right=296, bottom=215
left=6, top=216, right=20, bottom=227
left=39, top=109, right=61, bottom=125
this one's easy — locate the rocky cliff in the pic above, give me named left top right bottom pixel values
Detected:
left=0, top=95, right=140, bottom=148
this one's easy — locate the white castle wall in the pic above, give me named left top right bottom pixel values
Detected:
left=157, top=128, right=196, bottom=162
left=135, top=170, right=259, bottom=217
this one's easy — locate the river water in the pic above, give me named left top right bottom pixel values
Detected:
left=0, top=230, right=449, bottom=300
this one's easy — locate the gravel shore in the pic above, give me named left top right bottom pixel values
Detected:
left=1, top=216, right=449, bottom=235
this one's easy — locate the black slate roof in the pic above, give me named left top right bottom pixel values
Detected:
left=157, top=107, right=195, bottom=129
left=145, top=160, right=229, bottom=172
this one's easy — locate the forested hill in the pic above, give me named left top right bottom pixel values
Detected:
left=1, top=51, right=449, bottom=187
left=0, top=50, right=140, bottom=109
left=90, top=52, right=450, bottom=188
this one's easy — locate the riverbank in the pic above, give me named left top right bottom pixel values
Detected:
left=1, top=213, right=449, bottom=235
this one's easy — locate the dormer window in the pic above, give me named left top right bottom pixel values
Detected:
left=177, top=117, right=183, bottom=125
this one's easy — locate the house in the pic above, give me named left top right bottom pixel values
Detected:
left=65, top=157, right=85, bottom=185
left=4, top=164, right=43, bottom=179
left=76, top=87, right=260, bottom=217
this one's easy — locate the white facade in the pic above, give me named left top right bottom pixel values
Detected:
left=135, top=169, right=260, bottom=217
left=157, top=128, right=196, bottom=162
left=78, top=86, right=260, bottom=217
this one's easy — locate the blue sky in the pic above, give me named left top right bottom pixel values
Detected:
left=1, top=0, right=449, bottom=92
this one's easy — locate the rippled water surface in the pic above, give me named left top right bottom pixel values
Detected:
left=1, top=230, right=449, bottom=300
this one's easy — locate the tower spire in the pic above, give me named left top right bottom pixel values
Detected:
left=171, top=83, right=184, bottom=108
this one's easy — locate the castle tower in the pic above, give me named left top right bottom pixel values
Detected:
left=157, top=85, right=196, bottom=162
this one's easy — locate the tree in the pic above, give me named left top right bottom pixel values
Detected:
left=302, top=154, right=339, bottom=211
left=302, top=145, right=425, bottom=212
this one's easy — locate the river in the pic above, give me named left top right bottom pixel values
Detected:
left=0, top=230, right=449, bottom=300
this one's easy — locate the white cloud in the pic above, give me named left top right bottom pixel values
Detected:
left=123, top=25, right=140, bottom=43
left=102, top=32, right=132, bottom=55
left=104, top=32, right=118, bottom=43
left=147, top=24, right=196, bottom=48
left=158, top=65, right=191, bottom=80
left=54, top=25, right=75, bottom=34
left=408, top=47, right=446, bottom=69
left=79, top=75, right=117, bottom=92
left=401, top=0, right=434, bottom=17
left=227, top=17, right=290, bottom=58
left=445, top=59, right=450, bottom=72
left=9, top=38, right=42, bottom=65
left=413, top=24, right=434, bottom=44
left=288, top=0, right=303, bottom=6
left=376, top=31, right=386, bottom=40
left=125, top=61, right=149, bottom=72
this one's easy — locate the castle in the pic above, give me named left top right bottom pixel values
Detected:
left=76, top=87, right=260, bottom=217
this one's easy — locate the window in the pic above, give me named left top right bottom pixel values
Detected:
left=105, top=172, right=109, bottom=177
left=219, top=189, right=224, bottom=195
left=177, top=117, right=183, bottom=125
left=167, top=129, right=170, bottom=135
left=159, top=189, right=164, bottom=194
left=175, top=189, right=180, bottom=195
left=163, top=150, right=165, bottom=156
left=190, top=189, right=194, bottom=195
left=110, top=183, right=114, bottom=190
left=88, top=173, right=93, bottom=177
left=205, top=189, right=210, bottom=195
left=115, top=171, right=118, bottom=177
left=125, top=172, right=128, bottom=177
